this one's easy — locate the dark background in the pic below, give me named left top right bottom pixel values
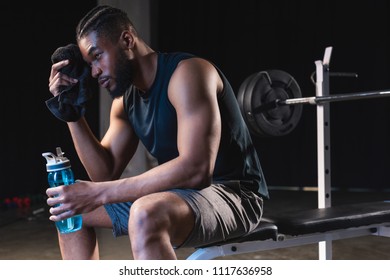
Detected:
left=1, top=1, right=99, bottom=199
left=2, top=0, right=390, bottom=201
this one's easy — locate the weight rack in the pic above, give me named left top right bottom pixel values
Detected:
left=188, top=46, right=390, bottom=260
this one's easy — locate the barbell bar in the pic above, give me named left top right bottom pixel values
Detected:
left=237, top=69, right=390, bottom=138
left=260, top=89, right=390, bottom=109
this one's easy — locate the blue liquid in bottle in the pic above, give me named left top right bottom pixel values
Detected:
left=43, top=147, right=82, bottom=234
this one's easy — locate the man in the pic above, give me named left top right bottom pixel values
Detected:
left=47, top=5, right=269, bottom=260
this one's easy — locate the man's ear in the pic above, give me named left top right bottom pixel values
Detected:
left=121, top=30, right=135, bottom=49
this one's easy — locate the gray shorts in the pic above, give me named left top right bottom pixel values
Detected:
left=104, top=181, right=264, bottom=248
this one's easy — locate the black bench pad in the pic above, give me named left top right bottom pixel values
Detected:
left=262, top=201, right=390, bottom=236
left=234, top=221, right=279, bottom=242
left=199, top=221, right=278, bottom=248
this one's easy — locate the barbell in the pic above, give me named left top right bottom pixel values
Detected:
left=237, top=69, right=390, bottom=137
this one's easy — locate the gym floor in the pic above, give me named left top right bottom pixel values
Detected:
left=1, top=189, right=390, bottom=260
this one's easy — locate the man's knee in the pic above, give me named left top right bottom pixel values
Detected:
left=80, top=206, right=112, bottom=228
left=128, top=193, right=194, bottom=246
left=129, top=196, right=171, bottom=234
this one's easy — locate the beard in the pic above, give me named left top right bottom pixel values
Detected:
left=109, top=50, right=135, bottom=99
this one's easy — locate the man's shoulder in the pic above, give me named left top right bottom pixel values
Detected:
left=158, top=51, right=196, bottom=63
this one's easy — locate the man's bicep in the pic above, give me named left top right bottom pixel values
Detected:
left=169, top=60, right=221, bottom=165
left=101, top=98, right=139, bottom=177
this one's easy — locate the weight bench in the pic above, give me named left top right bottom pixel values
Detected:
left=187, top=46, right=390, bottom=260
left=187, top=201, right=390, bottom=260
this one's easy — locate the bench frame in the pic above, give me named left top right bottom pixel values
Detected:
left=187, top=46, right=390, bottom=260
left=187, top=223, right=390, bottom=260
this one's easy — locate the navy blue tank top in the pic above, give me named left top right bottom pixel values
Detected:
left=123, top=52, right=268, bottom=198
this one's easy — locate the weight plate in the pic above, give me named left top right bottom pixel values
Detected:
left=237, top=70, right=303, bottom=137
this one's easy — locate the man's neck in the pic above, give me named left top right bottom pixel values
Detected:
left=132, top=41, right=157, bottom=92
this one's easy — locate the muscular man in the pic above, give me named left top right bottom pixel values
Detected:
left=47, top=5, right=269, bottom=260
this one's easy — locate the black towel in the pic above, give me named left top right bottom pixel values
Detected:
left=45, top=44, right=93, bottom=122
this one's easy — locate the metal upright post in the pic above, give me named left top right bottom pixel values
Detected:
left=315, top=46, right=333, bottom=259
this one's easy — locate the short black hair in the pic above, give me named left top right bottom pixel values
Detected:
left=76, top=5, right=135, bottom=42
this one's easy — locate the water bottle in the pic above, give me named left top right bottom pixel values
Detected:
left=42, top=147, right=82, bottom=234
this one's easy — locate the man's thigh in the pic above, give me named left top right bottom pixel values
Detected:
left=170, top=183, right=263, bottom=248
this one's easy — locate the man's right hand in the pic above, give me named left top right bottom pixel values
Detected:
left=48, top=59, right=78, bottom=97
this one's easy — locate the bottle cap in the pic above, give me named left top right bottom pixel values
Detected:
left=42, top=147, right=71, bottom=172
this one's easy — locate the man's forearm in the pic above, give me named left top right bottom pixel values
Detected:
left=102, top=155, right=212, bottom=204
left=67, top=117, right=115, bottom=181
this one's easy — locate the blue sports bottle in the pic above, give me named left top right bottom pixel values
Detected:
left=42, top=147, right=82, bottom=234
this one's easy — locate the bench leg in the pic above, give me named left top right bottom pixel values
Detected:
left=318, top=237, right=332, bottom=260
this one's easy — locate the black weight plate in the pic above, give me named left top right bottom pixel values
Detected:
left=238, top=72, right=267, bottom=137
left=238, top=70, right=303, bottom=137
